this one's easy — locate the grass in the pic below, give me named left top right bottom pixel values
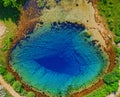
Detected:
left=98, top=0, right=120, bottom=37
left=1, top=18, right=17, bottom=51
left=0, top=18, right=17, bottom=64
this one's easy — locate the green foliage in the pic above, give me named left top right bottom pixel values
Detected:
left=37, top=0, right=47, bottom=8
left=0, top=2, right=20, bottom=23
left=85, top=81, right=119, bottom=97
left=0, top=0, right=30, bottom=97
left=105, top=82, right=119, bottom=93
left=85, top=65, right=120, bottom=97
left=103, top=67, right=120, bottom=84
left=0, top=19, right=17, bottom=53
left=2, top=0, right=17, bottom=8
left=0, top=65, right=7, bottom=75
left=1, top=0, right=27, bottom=8
left=0, top=0, right=27, bottom=23
left=12, top=81, right=22, bottom=93
left=3, top=72, right=15, bottom=85
left=114, top=36, right=120, bottom=44
left=98, top=1, right=120, bottom=96
left=20, top=88, right=27, bottom=96
left=26, top=91, right=35, bottom=97
left=4, top=91, right=12, bottom=97
left=85, top=85, right=107, bottom=97
left=114, top=46, right=120, bottom=56
left=98, top=0, right=120, bottom=37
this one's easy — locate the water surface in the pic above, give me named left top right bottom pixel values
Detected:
left=10, top=22, right=107, bottom=96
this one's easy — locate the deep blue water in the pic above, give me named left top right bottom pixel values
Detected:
left=10, top=22, right=107, bottom=96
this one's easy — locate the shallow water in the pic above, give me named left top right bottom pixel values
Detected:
left=10, top=22, right=107, bottom=96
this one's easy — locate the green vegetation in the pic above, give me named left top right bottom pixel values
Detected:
left=0, top=0, right=26, bottom=24
left=1, top=19, right=17, bottom=52
left=98, top=0, right=120, bottom=32
left=26, top=91, right=35, bottom=97
left=0, top=0, right=32, bottom=97
left=3, top=72, right=15, bottom=85
left=37, top=0, right=47, bottom=8
left=85, top=64, right=120, bottom=97
left=103, top=67, right=120, bottom=84
left=0, top=85, right=12, bottom=97
left=0, top=65, right=7, bottom=75
left=20, top=88, right=27, bottom=96
left=115, top=36, right=120, bottom=44
left=12, top=81, right=22, bottom=93
left=85, top=0, right=120, bottom=97
left=98, top=0, right=120, bottom=44
left=4, top=91, right=12, bottom=97
left=114, top=46, right=120, bottom=57
left=37, top=0, right=45, bottom=8
left=0, top=0, right=27, bottom=8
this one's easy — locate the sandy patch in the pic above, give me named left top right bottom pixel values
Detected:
left=0, top=22, right=6, bottom=39
left=117, top=43, right=120, bottom=48
left=40, top=0, right=113, bottom=48
left=106, top=94, right=116, bottom=97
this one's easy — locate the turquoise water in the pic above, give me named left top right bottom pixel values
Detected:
left=10, top=22, right=107, bottom=96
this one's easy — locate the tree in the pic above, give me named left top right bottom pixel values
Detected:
left=103, top=66, right=120, bottom=85
left=3, top=72, right=15, bottom=85
left=20, top=88, right=27, bottom=96
left=0, top=0, right=27, bottom=8
left=2, top=0, right=17, bottom=7
left=103, top=72, right=120, bottom=84
left=12, top=81, right=22, bottom=93
left=0, top=65, right=7, bottom=75
left=105, top=82, right=119, bottom=93
left=114, top=46, right=120, bottom=56
left=26, top=91, right=35, bottom=97
left=114, top=36, right=120, bottom=44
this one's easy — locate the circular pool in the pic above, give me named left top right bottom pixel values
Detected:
left=9, top=22, right=107, bottom=96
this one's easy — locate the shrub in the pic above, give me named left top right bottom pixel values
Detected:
left=103, top=67, right=120, bottom=84
left=105, top=82, right=119, bottom=93
left=3, top=72, right=15, bottom=85
left=0, top=65, right=7, bottom=75
left=12, top=81, right=22, bottom=93
left=26, top=91, right=35, bottom=97
left=114, top=46, right=120, bottom=56
left=114, top=36, right=120, bottom=44
left=20, top=88, right=27, bottom=96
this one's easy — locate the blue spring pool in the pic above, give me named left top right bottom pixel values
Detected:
left=9, top=22, right=107, bottom=96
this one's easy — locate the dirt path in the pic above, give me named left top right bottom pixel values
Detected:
left=0, top=75, right=21, bottom=97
